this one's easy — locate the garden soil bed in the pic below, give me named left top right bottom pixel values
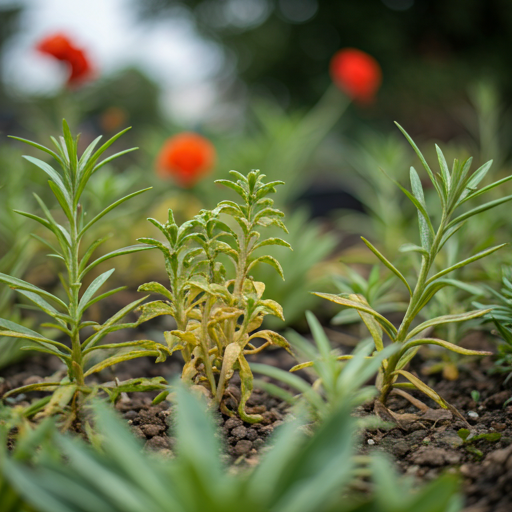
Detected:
left=1, top=333, right=511, bottom=511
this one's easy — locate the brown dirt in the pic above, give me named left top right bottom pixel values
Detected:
left=2, top=327, right=511, bottom=510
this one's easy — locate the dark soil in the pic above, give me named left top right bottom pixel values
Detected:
left=2, top=331, right=511, bottom=511
left=356, top=359, right=512, bottom=512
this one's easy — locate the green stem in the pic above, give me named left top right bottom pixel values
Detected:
left=379, top=211, right=448, bottom=403
left=69, top=205, right=84, bottom=388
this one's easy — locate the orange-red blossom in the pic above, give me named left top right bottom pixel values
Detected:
left=157, top=132, right=216, bottom=188
left=330, top=48, right=382, bottom=104
left=36, top=33, right=93, bottom=86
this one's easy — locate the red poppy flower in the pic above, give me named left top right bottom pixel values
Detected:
left=157, top=133, right=216, bottom=188
left=330, top=48, right=382, bottom=104
left=36, top=33, right=93, bottom=86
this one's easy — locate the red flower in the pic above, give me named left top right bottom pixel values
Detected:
left=330, top=48, right=382, bottom=104
left=157, top=133, right=216, bottom=188
left=36, top=33, right=93, bottom=86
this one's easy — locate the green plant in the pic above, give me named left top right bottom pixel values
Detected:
left=3, top=386, right=461, bottom=512
left=137, top=170, right=291, bottom=422
left=0, top=145, right=42, bottom=369
left=457, top=427, right=502, bottom=460
left=0, top=121, right=166, bottom=425
left=0, top=403, right=55, bottom=512
left=331, top=265, right=408, bottom=327
left=252, top=311, right=397, bottom=422
left=316, top=124, right=512, bottom=412
left=475, top=266, right=512, bottom=384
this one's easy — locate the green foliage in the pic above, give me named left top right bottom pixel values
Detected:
left=317, top=124, right=511, bottom=411
left=0, top=403, right=55, bottom=511
left=331, top=265, right=408, bottom=327
left=251, top=208, right=337, bottom=328
left=252, top=311, right=397, bottom=422
left=475, top=266, right=512, bottom=383
left=138, top=170, right=292, bottom=422
left=0, top=145, right=41, bottom=369
left=2, top=387, right=461, bottom=512
left=0, top=121, right=163, bottom=425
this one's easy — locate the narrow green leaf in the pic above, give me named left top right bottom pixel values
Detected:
left=405, top=309, right=490, bottom=341
left=0, top=330, right=71, bottom=355
left=17, top=290, right=68, bottom=323
left=313, top=292, right=397, bottom=339
left=426, top=244, right=506, bottom=285
left=460, top=172, right=512, bottom=205
left=435, top=144, right=451, bottom=191
left=8, top=135, right=63, bottom=165
left=458, top=160, right=493, bottom=203
left=78, top=269, right=115, bottom=314
left=399, top=337, right=492, bottom=359
left=399, top=243, right=429, bottom=257
left=361, top=237, right=412, bottom=296
left=83, top=350, right=159, bottom=377
left=22, top=156, right=71, bottom=204
left=250, top=362, right=326, bottom=412
left=82, top=286, right=126, bottom=311
left=395, top=122, right=444, bottom=202
left=78, top=236, right=110, bottom=274
left=48, top=180, right=73, bottom=221
left=79, top=188, right=151, bottom=238
left=448, top=195, right=512, bottom=229
left=0, top=272, right=68, bottom=309
left=410, top=166, right=434, bottom=250
left=80, top=245, right=154, bottom=279
left=92, top=148, right=138, bottom=174
left=14, top=210, right=52, bottom=230
left=78, top=135, right=102, bottom=172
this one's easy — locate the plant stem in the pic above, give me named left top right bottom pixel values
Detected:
left=69, top=204, right=84, bottom=387
left=379, top=211, right=448, bottom=403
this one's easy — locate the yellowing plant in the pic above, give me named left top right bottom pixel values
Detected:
left=138, top=170, right=292, bottom=422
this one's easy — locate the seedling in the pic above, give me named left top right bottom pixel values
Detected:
left=317, top=124, right=512, bottom=413
left=252, top=311, right=396, bottom=422
left=457, top=428, right=501, bottom=459
left=0, top=121, right=165, bottom=426
left=476, top=267, right=512, bottom=384
left=137, top=170, right=292, bottom=422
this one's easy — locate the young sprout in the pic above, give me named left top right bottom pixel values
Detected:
left=476, top=266, right=512, bottom=386
left=317, top=123, right=512, bottom=413
left=0, top=121, right=166, bottom=426
left=252, top=311, right=396, bottom=422
left=138, top=170, right=292, bottom=422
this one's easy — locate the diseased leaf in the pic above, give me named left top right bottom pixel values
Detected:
left=406, top=309, right=490, bottom=340
left=313, top=292, right=397, bottom=339
left=399, top=337, right=492, bottom=358
left=247, top=255, right=285, bottom=280
left=392, top=369, right=449, bottom=409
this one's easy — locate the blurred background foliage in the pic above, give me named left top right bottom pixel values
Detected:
left=1, top=0, right=512, bottom=368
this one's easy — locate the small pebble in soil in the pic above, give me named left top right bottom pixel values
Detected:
left=468, top=411, right=479, bottom=419
left=367, top=439, right=375, bottom=445
left=231, top=426, right=248, bottom=439
left=234, top=440, right=253, bottom=456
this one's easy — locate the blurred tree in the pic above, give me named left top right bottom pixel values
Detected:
left=134, top=0, right=512, bottom=136
left=0, top=3, right=22, bottom=134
